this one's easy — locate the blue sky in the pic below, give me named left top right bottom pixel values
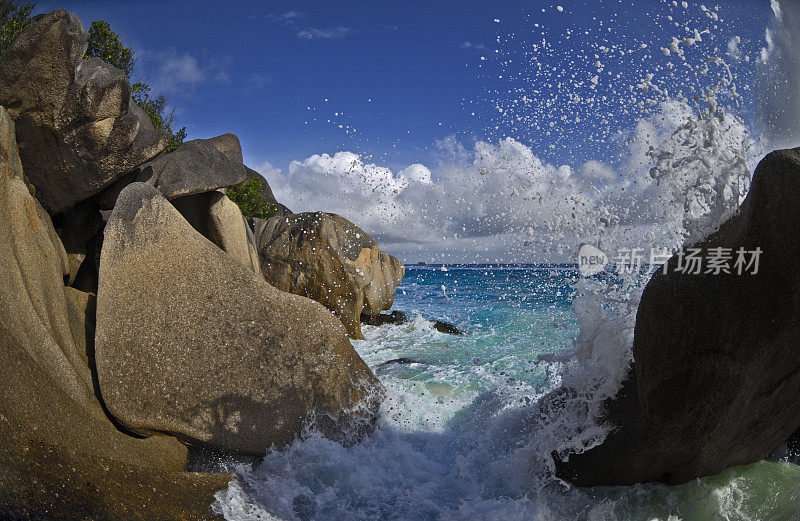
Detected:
left=33, top=0, right=788, bottom=262
left=39, top=1, right=772, bottom=172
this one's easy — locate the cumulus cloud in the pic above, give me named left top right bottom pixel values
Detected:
left=297, top=27, right=351, bottom=41
left=754, top=0, right=800, bottom=149
left=260, top=100, right=756, bottom=263
left=267, top=11, right=305, bottom=25
left=138, top=49, right=230, bottom=96
left=460, top=41, right=487, bottom=51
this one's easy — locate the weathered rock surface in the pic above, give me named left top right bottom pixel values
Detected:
left=0, top=10, right=169, bottom=214
left=208, top=132, right=243, bottom=164
left=172, top=190, right=261, bottom=275
left=556, top=148, right=800, bottom=486
left=96, top=136, right=249, bottom=209
left=96, top=183, right=381, bottom=454
left=0, top=106, right=227, bottom=519
left=137, top=137, right=248, bottom=199
left=254, top=212, right=405, bottom=339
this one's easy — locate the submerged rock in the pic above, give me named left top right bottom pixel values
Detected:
left=255, top=212, right=405, bottom=339
left=0, top=10, right=169, bottom=214
left=433, top=320, right=463, bottom=335
left=361, top=310, right=409, bottom=326
left=556, top=148, right=800, bottom=486
left=96, top=184, right=381, bottom=455
left=0, top=106, right=227, bottom=519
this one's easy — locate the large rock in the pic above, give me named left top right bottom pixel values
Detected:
left=138, top=137, right=247, bottom=199
left=254, top=212, right=405, bottom=339
left=0, top=106, right=228, bottom=519
left=96, top=183, right=381, bottom=454
left=172, top=190, right=262, bottom=275
left=0, top=10, right=169, bottom=214
left=556, top=148, right=800, bottom=486
left=96, top=136, right=248, bottom=209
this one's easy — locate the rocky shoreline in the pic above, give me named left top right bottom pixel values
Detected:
left=3, top=6, right=800, bottom=521
left=0, top=9, right=403, bottom=519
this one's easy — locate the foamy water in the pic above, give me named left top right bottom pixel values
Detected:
left=214, top=2, right=800, bottom=519
left=212, top=267, right=800, bottom=521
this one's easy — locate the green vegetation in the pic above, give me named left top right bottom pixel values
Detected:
left=130, top=82, right=186, bottom=152
left=226, top=177, right=279, bottom=220
left=0, top=0, right=33, bottom=57
left=83, top=19, right=186, bottom=152
left=1, top=2, right=187, bottom=152
left=85, top=19, right=134, bottom=77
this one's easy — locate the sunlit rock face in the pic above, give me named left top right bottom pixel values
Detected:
left=556, top=148, right=800, bottom=486
left=254, top=211, right=405, bottom=339
left=0, top=10, right=169, bottom=214
left=0, top=105, right=233, bottom=520
left=96, top=184, right=382, bottom=454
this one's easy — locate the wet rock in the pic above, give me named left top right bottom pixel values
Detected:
left=361, top=310, right=409, bottom=326
left=433, top=320, right=463, bottom=335
left=556, top=148, right=800, bottom=486
left=255, top=212, right=405, bottom=339
left=96, top=183, right=382, bottom=454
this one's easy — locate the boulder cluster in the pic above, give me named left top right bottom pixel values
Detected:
left=0, top=10, right=403, bottom=519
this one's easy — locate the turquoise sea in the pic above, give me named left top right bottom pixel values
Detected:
left=214, top=265, right=800, bottom=521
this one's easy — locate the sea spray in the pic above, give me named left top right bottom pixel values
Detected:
left=214, top=2, right=794, bottom=520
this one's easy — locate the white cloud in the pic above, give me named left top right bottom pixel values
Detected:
left=297, top=27, right=351, bottom=41
left=460, top=41, right=487, bottom=51
left=262, top=101, right=755, bottom=263
left=255, top=160, right=281, bottom=177
left=137, top=49, right=230, bottom=96
left=755, top=0, right=800, bottom=149
left=155, top=53, right=204, bottom=91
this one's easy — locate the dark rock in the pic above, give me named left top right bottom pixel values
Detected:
left=172, top=191, right=261, bottom=275
left=96, top=183, right=382, bottom=454
left=208, top=133, right=243, bottom=164
left=0, top=10, right=169, bottom=214
left=556, top=148, right=800, bottom=486
left=95, top=136, right=248, bottom=209
left=375, top=358, right=426, bottom=376
left=137, top=137, right=248, bottom=200
left=434, top=320, right=462, bottom=335
left=361, top=310, right=409, bottom=326
left=53, top=200, right=104, bottom=285
left=255, top=212, right=405, bottom=339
